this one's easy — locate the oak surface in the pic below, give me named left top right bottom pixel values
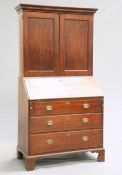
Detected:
left=24, top=76, right=103, bottom=100
left=16, top=5, right=96, bottom=77
left=16, top=4, right=105, bottom=171
left=30, top=129, right=103, bottom=155
left=30, top=113, right=103, bottom=134
left=30, top=98, right=103, bottom=116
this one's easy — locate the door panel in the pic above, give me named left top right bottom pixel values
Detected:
left=24, top=12, right=59, bottom=76
left=60, top=14, right=93, bottom=76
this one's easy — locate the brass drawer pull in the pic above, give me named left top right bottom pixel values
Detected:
left=82, top=117, right=89, bottom=123
left=46, top=105, right=53, bottom=111
left=47, top=120, right=54, bottom=126
left=82, top=103, right=90, bottom=109
left=82, top=136, right=89, bottom=142
left=46, top=139, right=54, bottom=145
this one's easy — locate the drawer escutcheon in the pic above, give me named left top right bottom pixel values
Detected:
left=47, top=120, right=54, bottom=126
left=46, top=139, right=54, bottom=145
left=82, top=103, right=90, bottom=109
left=81, top=136, right=89, bottom=142
left=46, top=105, right=53, bottom=111
left=82, top=117, right=89, bottom=123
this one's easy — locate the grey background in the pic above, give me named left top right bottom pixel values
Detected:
left=0, top=0, right=122, bottom=174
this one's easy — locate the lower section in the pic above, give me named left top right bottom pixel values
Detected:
left=17, top=145, right=105, bottom=171
left=30, top=129, right=102, bottom=155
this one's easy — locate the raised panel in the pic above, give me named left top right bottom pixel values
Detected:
left=24, top=12, right=59, bottom=76
left=28, top=18, right=54, bottom=71
left=60, top=14, right=93, bottom=76
left=64, top=20, right=88, bottom=70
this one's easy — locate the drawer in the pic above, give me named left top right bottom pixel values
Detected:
left=30, top=132, right=67, bottom=155
left=69, top=129, right=103, bottom=151
left=30, top=98, right=103, bottom=116
left=29, top=129, right=102, bottom=155
left=30, top=114, right=103, bottom=134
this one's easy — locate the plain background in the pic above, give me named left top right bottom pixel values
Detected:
left=0, top=0, right=122, bottom=174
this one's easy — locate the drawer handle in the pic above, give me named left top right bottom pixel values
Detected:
left=82, top=103, right=90, bottom=109
left=46, top=139, right=54, bottom=145
left=46, top=105, right=53, bottom=111
left=82, top=117, right=89, bottom=123
left=82, top=136, right=89, bottom=142
left=47, top=120, right=54, bottom=126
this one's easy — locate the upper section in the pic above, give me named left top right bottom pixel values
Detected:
left=24, top=76, right=103, bottom=100
left=15, top=4, right=97, bottom=15
left=16, top=4, right=97, bottom=77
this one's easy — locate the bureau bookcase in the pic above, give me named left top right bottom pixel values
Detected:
left=16, top=4, right=105, bottom=170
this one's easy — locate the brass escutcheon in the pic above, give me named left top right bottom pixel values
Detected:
left=82, top=136, right=89, bottom=142
left=47, top=120, right=54, bottom=126
left=82, top=117, right=89, bottom=123
left=82, top=103, right=90, bottom=109
left=46, top=105, right=53, bottom=111
left=46, top=139, right=54, bottom=144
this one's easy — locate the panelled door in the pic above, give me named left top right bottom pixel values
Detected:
left=60, top=14, right=93, bottom=76
left=24, top=12, right=59, bottom=76
left=23, top=12, right=93, bottom=76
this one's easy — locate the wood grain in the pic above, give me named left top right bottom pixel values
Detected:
left=30, top=98, right=103, bottom=116
left=60, top=14, right=93, bottom=76
left=30, top=113, right=103, bottom=134
left=25, top=158, right=36, bottom=171
left=23, top=12, right=59, bottom=76
left=17, top=8, right=94, bottom=77
left=15, top=4, right=97, bottom=15
left=18, top=77, right=29, bottom=155
left=29, top=129, right=103, bottom=155
left=16, top=4, right=104, bottom=171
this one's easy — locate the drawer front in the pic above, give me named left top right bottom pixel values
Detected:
left=29, top=129, right=102, bottom=155
left=69, top=129, right=103, bottom=151
left=30, top=99, right=103, bottom=116
left=30, top=132, right=67, bottom=155
left=30, top=114, right=103, bottom=134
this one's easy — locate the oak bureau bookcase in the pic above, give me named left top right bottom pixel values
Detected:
left=15, top=4, right=105, bottom=171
